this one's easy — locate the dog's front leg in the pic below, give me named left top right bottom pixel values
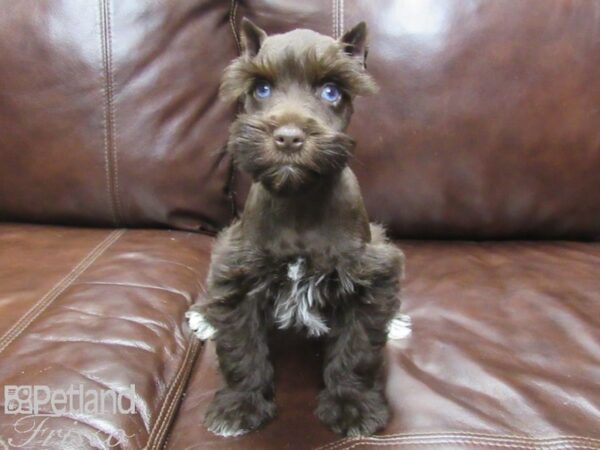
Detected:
left=201, top=293, right=275, bottom=437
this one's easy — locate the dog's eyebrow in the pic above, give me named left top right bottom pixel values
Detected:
left=302, top=46, right=377, bottom=96
left=219, top=45, right=377, bottom=102
left=219, top=55, right=278, bottom=102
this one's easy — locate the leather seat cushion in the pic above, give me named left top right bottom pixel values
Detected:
left=0, top=224, right=211, bottom=449
left=167, top=240, right=600, bottom=449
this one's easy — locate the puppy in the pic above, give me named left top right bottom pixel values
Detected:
left=187, top=18, right=405, bottom=437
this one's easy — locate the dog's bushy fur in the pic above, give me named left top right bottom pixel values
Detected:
left=188, top=19, right=404, bottom=437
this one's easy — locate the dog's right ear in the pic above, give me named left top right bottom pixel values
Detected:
left=240, top=18, right=267, bottom=57
left=340, top=22, right=369, bottom=67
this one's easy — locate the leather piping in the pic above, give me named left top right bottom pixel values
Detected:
left=150, top=3, right=241, bottom=446
left=229, top=0, right=241, bottom=54
left=0, top=229, right=125, bottom=355
left=315, top=432, right=600, bottom=450
left=145, top=336, right=201, bottom=449
left=99, top=0, right=123, bottom=226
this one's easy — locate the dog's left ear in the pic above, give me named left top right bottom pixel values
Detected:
left=340, top=22, right=369, bottom=67
left=240, top=17, right=267, bottom=57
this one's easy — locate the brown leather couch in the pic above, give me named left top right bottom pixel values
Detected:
left=1, top=1, right=599, bottom=449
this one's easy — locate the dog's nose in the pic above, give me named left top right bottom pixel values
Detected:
left=273, top=125, right=305, bottom=152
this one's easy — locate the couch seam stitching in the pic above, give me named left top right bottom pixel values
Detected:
left=99, top=0, right=116, bottom=225
left=0, top=229, right=125, bottom=356
left=361, top=434, right=600, bottom=444
left=145, top=337, right=201, bottom=449
left=99, top=0, right=122, bottom=225
left=331, top=0, right=335, bottom=38
left=154, top=339, right=200, bottom=449
left=315, top=434, right=600, bottom=450
left=105, top=0, right=123, bottom=225
left=318, top=436, right=600, bottom=450
left=229, top=0, right=241, bottom=53
left=332, top=0, right=337, bottom=38
left=341, top=440, right=599, bottom=450
left=153, top=339, right=200, bottom=448
left=339, top=0, right=344, bottom=36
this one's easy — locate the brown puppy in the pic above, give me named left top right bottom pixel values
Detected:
left=187, top=18, right=404, bottom=437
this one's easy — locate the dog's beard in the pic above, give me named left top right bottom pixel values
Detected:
left=227, top=114, right=355, bottom=195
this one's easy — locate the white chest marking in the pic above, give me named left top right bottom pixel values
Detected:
left=186, top=256, right=412, bottom=342
left=273, top=257, right=330, bottom=337
left=287, top=258, right=304, bottom=281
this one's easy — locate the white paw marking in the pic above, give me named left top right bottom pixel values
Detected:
left=185, top=310, right=216, bottom=340
left=388, top=313, right=412, bottom=340
left=207, top=421, right=249, bottom=437
left=346, top=427, right=369, bottom=437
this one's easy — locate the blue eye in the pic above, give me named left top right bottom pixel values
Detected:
left=254, top=81, right=272, bottom=99
left=320, top=83, right=341, bottom=102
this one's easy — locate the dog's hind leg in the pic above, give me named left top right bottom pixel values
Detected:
left=316, top=232, right=404, bottom=436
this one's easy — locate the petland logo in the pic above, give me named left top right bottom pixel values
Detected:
left=2, top=385, right=136, bottom=448
left=4, top=384, right=136, bottom=416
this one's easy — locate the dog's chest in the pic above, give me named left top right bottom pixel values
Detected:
left=272, top=257, right=330, bottom=337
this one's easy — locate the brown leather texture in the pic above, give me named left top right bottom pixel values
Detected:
left=233, top=0, right=600, bottom=239
left=0, top=223, right=211, bottom=449
left=0, top=0, right=237, bottom=233
left=1, top=1, right=600, bottom=449
left=167, top=240, right=600, bottom=449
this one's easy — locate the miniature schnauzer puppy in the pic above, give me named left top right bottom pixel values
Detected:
left=187, top=18, right=405, bottom=437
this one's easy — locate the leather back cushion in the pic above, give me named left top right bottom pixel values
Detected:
left=0, top=0, right=237, bottom=232
left=235, top=0, right=600, bottom=239
left=2, top=0, right=599, bottom=239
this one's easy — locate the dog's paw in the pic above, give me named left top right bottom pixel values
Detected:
left=315, top=389, right=390, bottom=437
left=185, top=309, right=216, bottom=340
left=387, top=313, right=412, bottom=340
left=204, top=389, right=276, bottom=437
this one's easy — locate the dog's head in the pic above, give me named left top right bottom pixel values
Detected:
left=220, top=19, right=377, bottom=195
